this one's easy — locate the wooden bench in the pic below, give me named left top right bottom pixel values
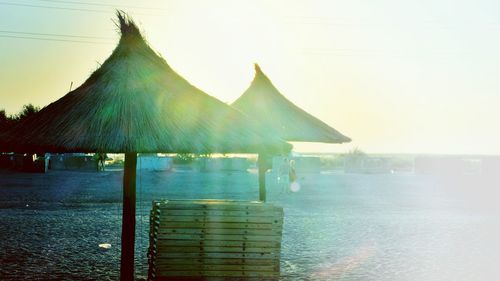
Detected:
left=148, top=199, right=284, bottom=281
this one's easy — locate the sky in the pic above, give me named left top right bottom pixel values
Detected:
left=1, top=0, right=499, bottom=155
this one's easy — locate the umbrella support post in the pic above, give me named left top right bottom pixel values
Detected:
left=258, top=153, right=271, bottom=202
left=258, top=165, right=266, bottom=202
left=121, top=152, right=137, bottom=281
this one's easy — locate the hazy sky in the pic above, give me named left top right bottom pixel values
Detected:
left=1, top=0, right=499, bottom=154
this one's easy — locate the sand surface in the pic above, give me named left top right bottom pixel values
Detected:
left=1, top=167, right=499, bottom=280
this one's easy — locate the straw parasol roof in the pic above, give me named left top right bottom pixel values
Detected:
left=6, top=16, right=289, bottom=154
left=232, top=64, right=351, bottom=144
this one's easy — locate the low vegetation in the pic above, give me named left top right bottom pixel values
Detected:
left=0, top=104, right=40, bottom=131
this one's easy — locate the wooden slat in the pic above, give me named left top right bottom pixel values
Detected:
left=156, top=233, right=282, bottom=242
left=155, top=199, right=273, bottom=207
left=155, top=203, right=281, bottom=212
left=154, top=270, right=279, bottom=277
left=154, top=277, right=278, bottom=281
left=156, top=239, right=280, bottom=248
left=158, top=215, right=282, bottom=224
left=153, top=258, right=279, bottom=266
left=156, top=264, right=278, bottom=272
left=157, top=222, right=279, bottom=230
left=161, top=209, right=283, bottom=217
left=157, top=246, right=280, bottom=254
left=157, top=227, right=282, bottom=236
left=157, top=204, right=283, bottom=210
left=156, top=252, right=279, bottom=259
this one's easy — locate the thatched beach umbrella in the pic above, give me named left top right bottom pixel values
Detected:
left=232, top=64, right=350, bottom=200
left=233, top=64, right=350, bottom=143
left=7, top=14, right=289, bottom=281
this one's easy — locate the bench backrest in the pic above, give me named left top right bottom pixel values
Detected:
left=148, top=199, right=284, bottom=281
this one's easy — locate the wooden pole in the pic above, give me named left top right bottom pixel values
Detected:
left=121, top=152, right=137, bottom=281
left=258, top=165, right=266, bottom=202
left=257, top=153, right=271, bottom=202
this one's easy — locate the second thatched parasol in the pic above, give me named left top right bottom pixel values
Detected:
left=232, top=64, right=350, bottom=200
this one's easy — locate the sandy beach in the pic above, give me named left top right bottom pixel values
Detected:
left=1, top=167, right=499, bottom=280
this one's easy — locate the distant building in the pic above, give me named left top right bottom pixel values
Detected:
left=138, top=155, right=173, bottom=171
left=292, top=156, right=321, bottom=174
left=0, top=153, right=48, bottom=172
left=0, top=153, right=15, bottom=169
left=195, top=157, right=250, bottom=172
left=49, top=154, right=97, bottom=171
